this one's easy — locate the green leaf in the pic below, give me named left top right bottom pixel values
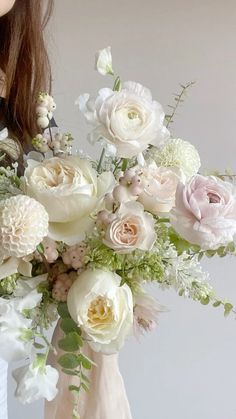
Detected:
left=34, top=342, right=45, bottom=349
left=81, top=382, right=89, bottom=392
left=62, top=369, right=79, bottom=376
left=79, top=354, right=92, bottom=370
left=213, top=301, right=221, bottom=308
left=217, top=247, right=227, bottom=257
left=201, top=296, right=210, bottom=305
left=205, top=250, right=216, bottom=258
left=178, top=289, right=184, bottom=297
left=60, top=318, right=81, bottom=335
left=36, top=243, right=44, bottom=254
left=58, top=332, right=83, bottom=352
left=224, top=302, right=233, bottom=317
left=58, top=353, right=80, bottom=369
left=113, top=76, right=122, bottom=92
left=58, top=302, right=70, bottom=319
left=69, top=385, right=81, bottom=393
left=81, top=372, right=90, bottom=384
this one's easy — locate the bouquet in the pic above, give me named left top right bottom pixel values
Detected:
left=0, top=47, right=235, bottom=418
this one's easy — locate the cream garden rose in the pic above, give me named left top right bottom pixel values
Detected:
left=67, top=269, right=133, bottom=354
left=78, top=81, right=169, bottom=158
left=137, top=163, right=182, bottom=214
left=103, top=201, right=156, bottom=253
left=23, top=156, right=115, bottom=245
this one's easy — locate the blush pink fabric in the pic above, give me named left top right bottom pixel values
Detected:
left=44, top=323, right=133, bottom=419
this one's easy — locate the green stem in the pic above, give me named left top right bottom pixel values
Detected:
left=97, top=148, right=106, bottom=173
left=166, top=81, right=195, bottom=128
left=121, top=158, right=128, bottom=172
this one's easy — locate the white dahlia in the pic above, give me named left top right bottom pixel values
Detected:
left=148, top=138, right=201, bottom=179
left=0, top=195, right=49, bottom=258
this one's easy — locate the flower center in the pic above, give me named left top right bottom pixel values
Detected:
left=207, top=192, right=221, bottom=204
left=87, top=296, right=114, bottom=326
left=128, top=110, right=139, bottom=120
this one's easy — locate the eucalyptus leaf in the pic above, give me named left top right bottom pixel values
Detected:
left=58, top=332, right=82, bottom=352
left=58, top=353, right=80, bottom=369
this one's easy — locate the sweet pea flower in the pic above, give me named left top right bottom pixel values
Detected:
left=13, top=361, right=59, bottom=404
left=95, top=46, right=114, bottom=76
left=171, top=175, right=236, bottom=249
left=0, top=289, right=42, bottom=362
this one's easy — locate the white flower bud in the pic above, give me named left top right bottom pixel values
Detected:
left=95, top=46, right=114, bottom=76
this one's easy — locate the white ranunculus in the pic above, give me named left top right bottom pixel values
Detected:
left=0, top=289, right=42, bottom=362
left=67, top=269, right=133, bottom=354
left=77, top=81, right=169, bottom=158
left=13, top=362, right=59, bottom=404
left=23, top=156, right=115, bottom=245
left=137, top=163, right=182, bottom=214
left=95, top=46, right=114, bottom=76
left=103, top=201, right=156, bottom=253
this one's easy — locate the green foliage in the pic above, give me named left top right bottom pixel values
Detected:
left=58, top=353, right=81, bottom=369
left=58, top=332, right=83, bottom=352
left=0, top=169, right=21, bottom=201
left=87, top=223, right=169, bottom=287
left=168, top=227, right=200, bottom=255
left=57, top=300, right=91, bottom=416
left=0, top=273, right=18, bottom=295
left=60, top=318, right=81, bottom=335
left=165, top=81, right=195, bottom=128
left=224, top=302, right=234, bottom=317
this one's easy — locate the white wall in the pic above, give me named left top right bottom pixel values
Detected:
left=8, top=0, right=236, bottom=418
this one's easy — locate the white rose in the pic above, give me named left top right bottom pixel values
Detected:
left=95, top=46, right=114, bottom=76
left=67, top=269, right=133, bottom=354
left=13, top=362, right=59, bottom=404
left=103, top=201, right=156, bottom=253
left=137, top=163, right=182, bottom=214
left=77, top=81, right=169, bottom=158
left=23, top=156, right=115, bottom=245
left=0, top=289, right=42, bottom=362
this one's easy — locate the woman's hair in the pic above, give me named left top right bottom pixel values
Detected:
left=0, top=0, right=54, bottom=148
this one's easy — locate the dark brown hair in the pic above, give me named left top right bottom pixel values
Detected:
left=0, top=0, right=54, bottom=149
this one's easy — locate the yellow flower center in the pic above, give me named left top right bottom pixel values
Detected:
left=87, top=296, right=114, bottom=326
left=128, top=110, right=139, bottom=120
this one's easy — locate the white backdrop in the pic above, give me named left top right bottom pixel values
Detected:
left=8, top=0, right=236, bottom=418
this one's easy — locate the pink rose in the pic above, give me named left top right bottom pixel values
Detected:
left=103, top=201, right=156, bottom=253
left=171, top=175, right=236, bottom=249
left=137, top=163, right=182, bottom=214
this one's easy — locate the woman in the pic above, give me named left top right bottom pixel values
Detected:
left=0, top=0, right=53, bottom=149
left=0, top=1, right=54, bottom=418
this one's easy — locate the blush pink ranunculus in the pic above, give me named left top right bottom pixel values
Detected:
left=170, top=175, right=236, bottom=249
